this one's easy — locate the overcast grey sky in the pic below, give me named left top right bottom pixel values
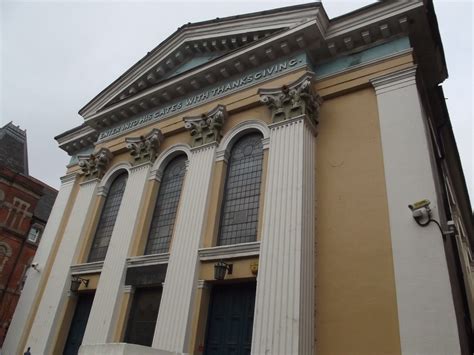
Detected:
left=1, top=0, right=472, bottom=204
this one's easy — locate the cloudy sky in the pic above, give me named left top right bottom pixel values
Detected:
left=1, top=0, right=472, bottom=203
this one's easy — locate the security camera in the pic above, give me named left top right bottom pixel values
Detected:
left=408, top=199, right=431, bottom=211
left=408, top=199, right=431, bottom=225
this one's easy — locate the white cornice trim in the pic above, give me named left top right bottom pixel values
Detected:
left=198, top=241, right=260, bottom=261
left=326, top=1, right=422, bottom=38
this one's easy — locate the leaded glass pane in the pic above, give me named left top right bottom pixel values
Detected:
left=88, top=172, right=128, bottom=262
left=218, top=133, right=263, bottom=246
left=144, top=155, right=187, bottom=255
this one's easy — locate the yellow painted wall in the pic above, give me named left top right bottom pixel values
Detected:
left=315, top=86, right=401, bottom=355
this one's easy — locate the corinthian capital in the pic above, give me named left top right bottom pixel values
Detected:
left=259, top=73, right=322, bottom=124
left=125, top=128, right=164, bottom=163
left=184, top=105, right=227, bottom=147
left=78, top=147, right=113, bottom=179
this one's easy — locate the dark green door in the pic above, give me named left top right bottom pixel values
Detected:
left=63, top=293, right=94, bottom=355
left=205, top=282, right=256, bottom=355
left=124, top=287, right=162, bottom=346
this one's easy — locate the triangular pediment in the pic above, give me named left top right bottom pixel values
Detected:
left=79, top=0, right=422, bottom=134
left=79, top=3, right=325, bottom=120
left=103, top=28, right=286, bottom=109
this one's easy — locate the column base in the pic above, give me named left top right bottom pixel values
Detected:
left=79, top=343, right=188, bottom=355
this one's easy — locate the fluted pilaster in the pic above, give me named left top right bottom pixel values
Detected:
left=371, top=67, right=459, bottom=355
left=3, top=174, right=78, bottom=355
left=26, top=178, right=99, bottom=354
left=251, top=116, right=316, bottom=355
left=153, top=143, right=216, bottom=352
left=82, top=163, right=151, bottom=345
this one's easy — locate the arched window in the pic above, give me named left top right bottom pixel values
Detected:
left=218, top=133, right=264, bottom=246
left=88, top=172, right=128, bottom=262
left=0, top=242, right=12, bottom=272
left=144, top=155, right=187, bottom=255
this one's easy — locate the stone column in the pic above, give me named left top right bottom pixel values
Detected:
left=2, top=173, right=77, bottom=355
left=26, top=178, right=99, bottom=354
left=370, top=66, right=459, bottom=355
left=82, top=162, right=152, bottom=345
left=251, top=73, right=319, bottom=354
left=152, top=143, right=217, bottom=352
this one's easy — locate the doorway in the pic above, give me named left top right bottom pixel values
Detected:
left=205, top=282, right=256, bottom=355
left=63, top=292, right=94, bottom=355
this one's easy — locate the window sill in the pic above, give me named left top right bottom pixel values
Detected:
left=198, top=241, right=260, bottom=261
left=70, top=261, right=104, bottom=275
left=126, top=253, right=170, bottom=268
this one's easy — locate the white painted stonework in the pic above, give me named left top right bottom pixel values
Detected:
left=152, top=143, right=216, bottom=353
left=82, top=163, right=151, bottom=344
left=25, top=178, right=99, bottom=354
left=2, top=174, right=77, bottom=355
left=371, top=66, right=460, bottom=355
left=79, top=343, right=184, bottom=355
left=252, top=116, right=316, bottom=355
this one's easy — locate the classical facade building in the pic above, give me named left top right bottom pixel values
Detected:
left=0, top=122, right=58, bottom=347
left=4, top=1, right=473, bottom=354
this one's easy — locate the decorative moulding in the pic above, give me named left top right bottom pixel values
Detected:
left=77, top=147, right=113, bottom=180
left=217, top=119, right=270, bottom=158
left=184, top=105, right=227, bottom=147
left=259, top=72, right=322, bottom=125
left=125, top=128, right=164, bottom=164
left=123, top=285, right=135, bottom=294
left=70, top=261, right=104, bottom=275
left=197, top=280, right=211, bottom=289
left=198, top=241, right=260, bottom=261
left=126, top=253, right=170, bottom=268
left=60, top=173, right=78, bottom=185
left=370, top=65, right=417, bottom=95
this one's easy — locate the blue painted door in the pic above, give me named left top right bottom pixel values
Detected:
left=205, top=282, right=256, bottom=355
left=63, top=293, right=94, bottom=355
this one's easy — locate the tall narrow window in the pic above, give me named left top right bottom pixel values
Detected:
left=218, top=133, right=264, bottom=246
left=144, top=155, right=187, bottom=255
left=88, top=172, right=128, bottom=262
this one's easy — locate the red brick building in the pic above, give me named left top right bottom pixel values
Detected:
left=0, top=122, right=57, bottom=345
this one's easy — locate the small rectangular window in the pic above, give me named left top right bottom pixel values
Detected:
left=27, top=226, right=42, bottom=243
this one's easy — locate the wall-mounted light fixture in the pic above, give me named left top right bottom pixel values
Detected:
left=214, top=260, right=233, bottom=280
left=70, top=275, right=89, bottom=292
